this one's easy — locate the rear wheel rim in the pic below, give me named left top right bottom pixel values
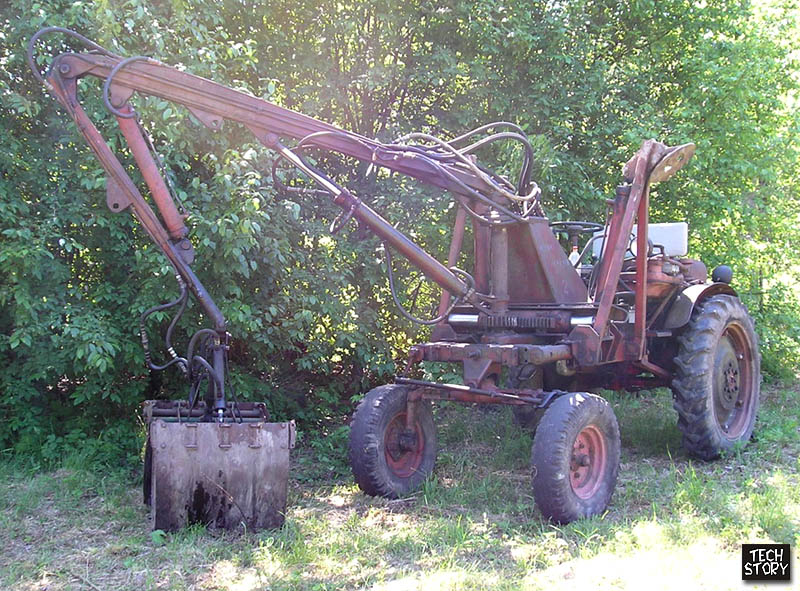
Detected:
left=713, top=323, right=755, bottom=438
left=384, top=413, right=424, bottom=478
left=569, top=425, right=607, bottom=500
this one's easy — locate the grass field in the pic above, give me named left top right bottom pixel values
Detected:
left=1, top=382, right=798, bottom=590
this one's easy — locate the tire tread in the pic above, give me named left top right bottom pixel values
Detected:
left=671, top=294, right=760, bottom=460
left=348, top=384, right=436, bottom=498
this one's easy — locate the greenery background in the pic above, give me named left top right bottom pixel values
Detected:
left=1, top=0, right=799, bottom=468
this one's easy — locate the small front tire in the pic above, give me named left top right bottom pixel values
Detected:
left=531, top=392, right=620, bottom=523
left=349, top=384, right=437, bottom=498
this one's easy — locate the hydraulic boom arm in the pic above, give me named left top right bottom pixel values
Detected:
left=29, top=29, right=546, bottom=311
left=28, top=27, right=543, bottom=414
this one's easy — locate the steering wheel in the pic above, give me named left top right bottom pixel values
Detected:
left=549, top=221, right=604, bottom=267
left=548, top=221, right=604, bottom=237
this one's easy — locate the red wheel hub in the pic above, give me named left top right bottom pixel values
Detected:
left=384, top=413, right=425, bottom=478
left=569, top=425, right=607, bottom=500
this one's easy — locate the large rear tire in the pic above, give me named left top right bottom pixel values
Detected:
left=349, top=384, right=437, bottom=498
left=531, top=392, right=620, bottom=523
left=671, top=294, right=760, bottom=460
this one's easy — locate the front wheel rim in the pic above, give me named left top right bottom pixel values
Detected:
left=569, top=425, right=607, bottom=500
left=384, top=413, right=425, bottom=478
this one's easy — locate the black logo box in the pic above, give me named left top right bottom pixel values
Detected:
left=742, top=544, right=791, bottom=581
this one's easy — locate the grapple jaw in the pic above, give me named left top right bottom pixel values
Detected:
left=144, top=401, right=294, bottom=532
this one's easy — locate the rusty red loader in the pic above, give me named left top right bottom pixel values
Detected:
left=29, top=28, right=760, bottom=528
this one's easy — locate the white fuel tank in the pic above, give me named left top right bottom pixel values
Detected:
left=592, top=222, right=688, bottom=259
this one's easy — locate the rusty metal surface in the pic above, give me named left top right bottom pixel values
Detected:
left=632, top=180, right=649, bottom=359
left=647, top=143, right=696, bottom=183
left=566, top=139, right=697, bottom=370
left=437, top=205, right=468, bottom=318
left=410, top=342, right=572, bottom=366
left=592, top=142, right=654, bottom=333
left=619, top=258, right=684, bottom=299
left=342, top=191, right=478, bottom=307
left=397, top=377, right=544, bottom=405
left=506, top=220, right=588, bottom=304
left=144, top=400, right=268, bottom=421
left=149, top=419, right=294, bottom=531
left=52, top=56, right=483, bottom=313
left=472, top=204, right=491, bottom=294
left=31, top=28, right=735, bottom=532
left=662, top=282, right=738, bottom=330
left=44, top=73, right=226, bottom=333
left=490, top=226, right=510, bottom=313
left=50, top=51, right=513, bottom=203
left=116, top=106, right=188, bottom=241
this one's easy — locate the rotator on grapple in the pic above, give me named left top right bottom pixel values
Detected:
left=29, top=27, right=760, bottom=528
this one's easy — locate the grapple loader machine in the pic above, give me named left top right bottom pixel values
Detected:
left=30, top=28, right=760, bottom=527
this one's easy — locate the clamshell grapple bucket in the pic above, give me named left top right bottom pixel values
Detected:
left=144, top=401, right=295, bottom=532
